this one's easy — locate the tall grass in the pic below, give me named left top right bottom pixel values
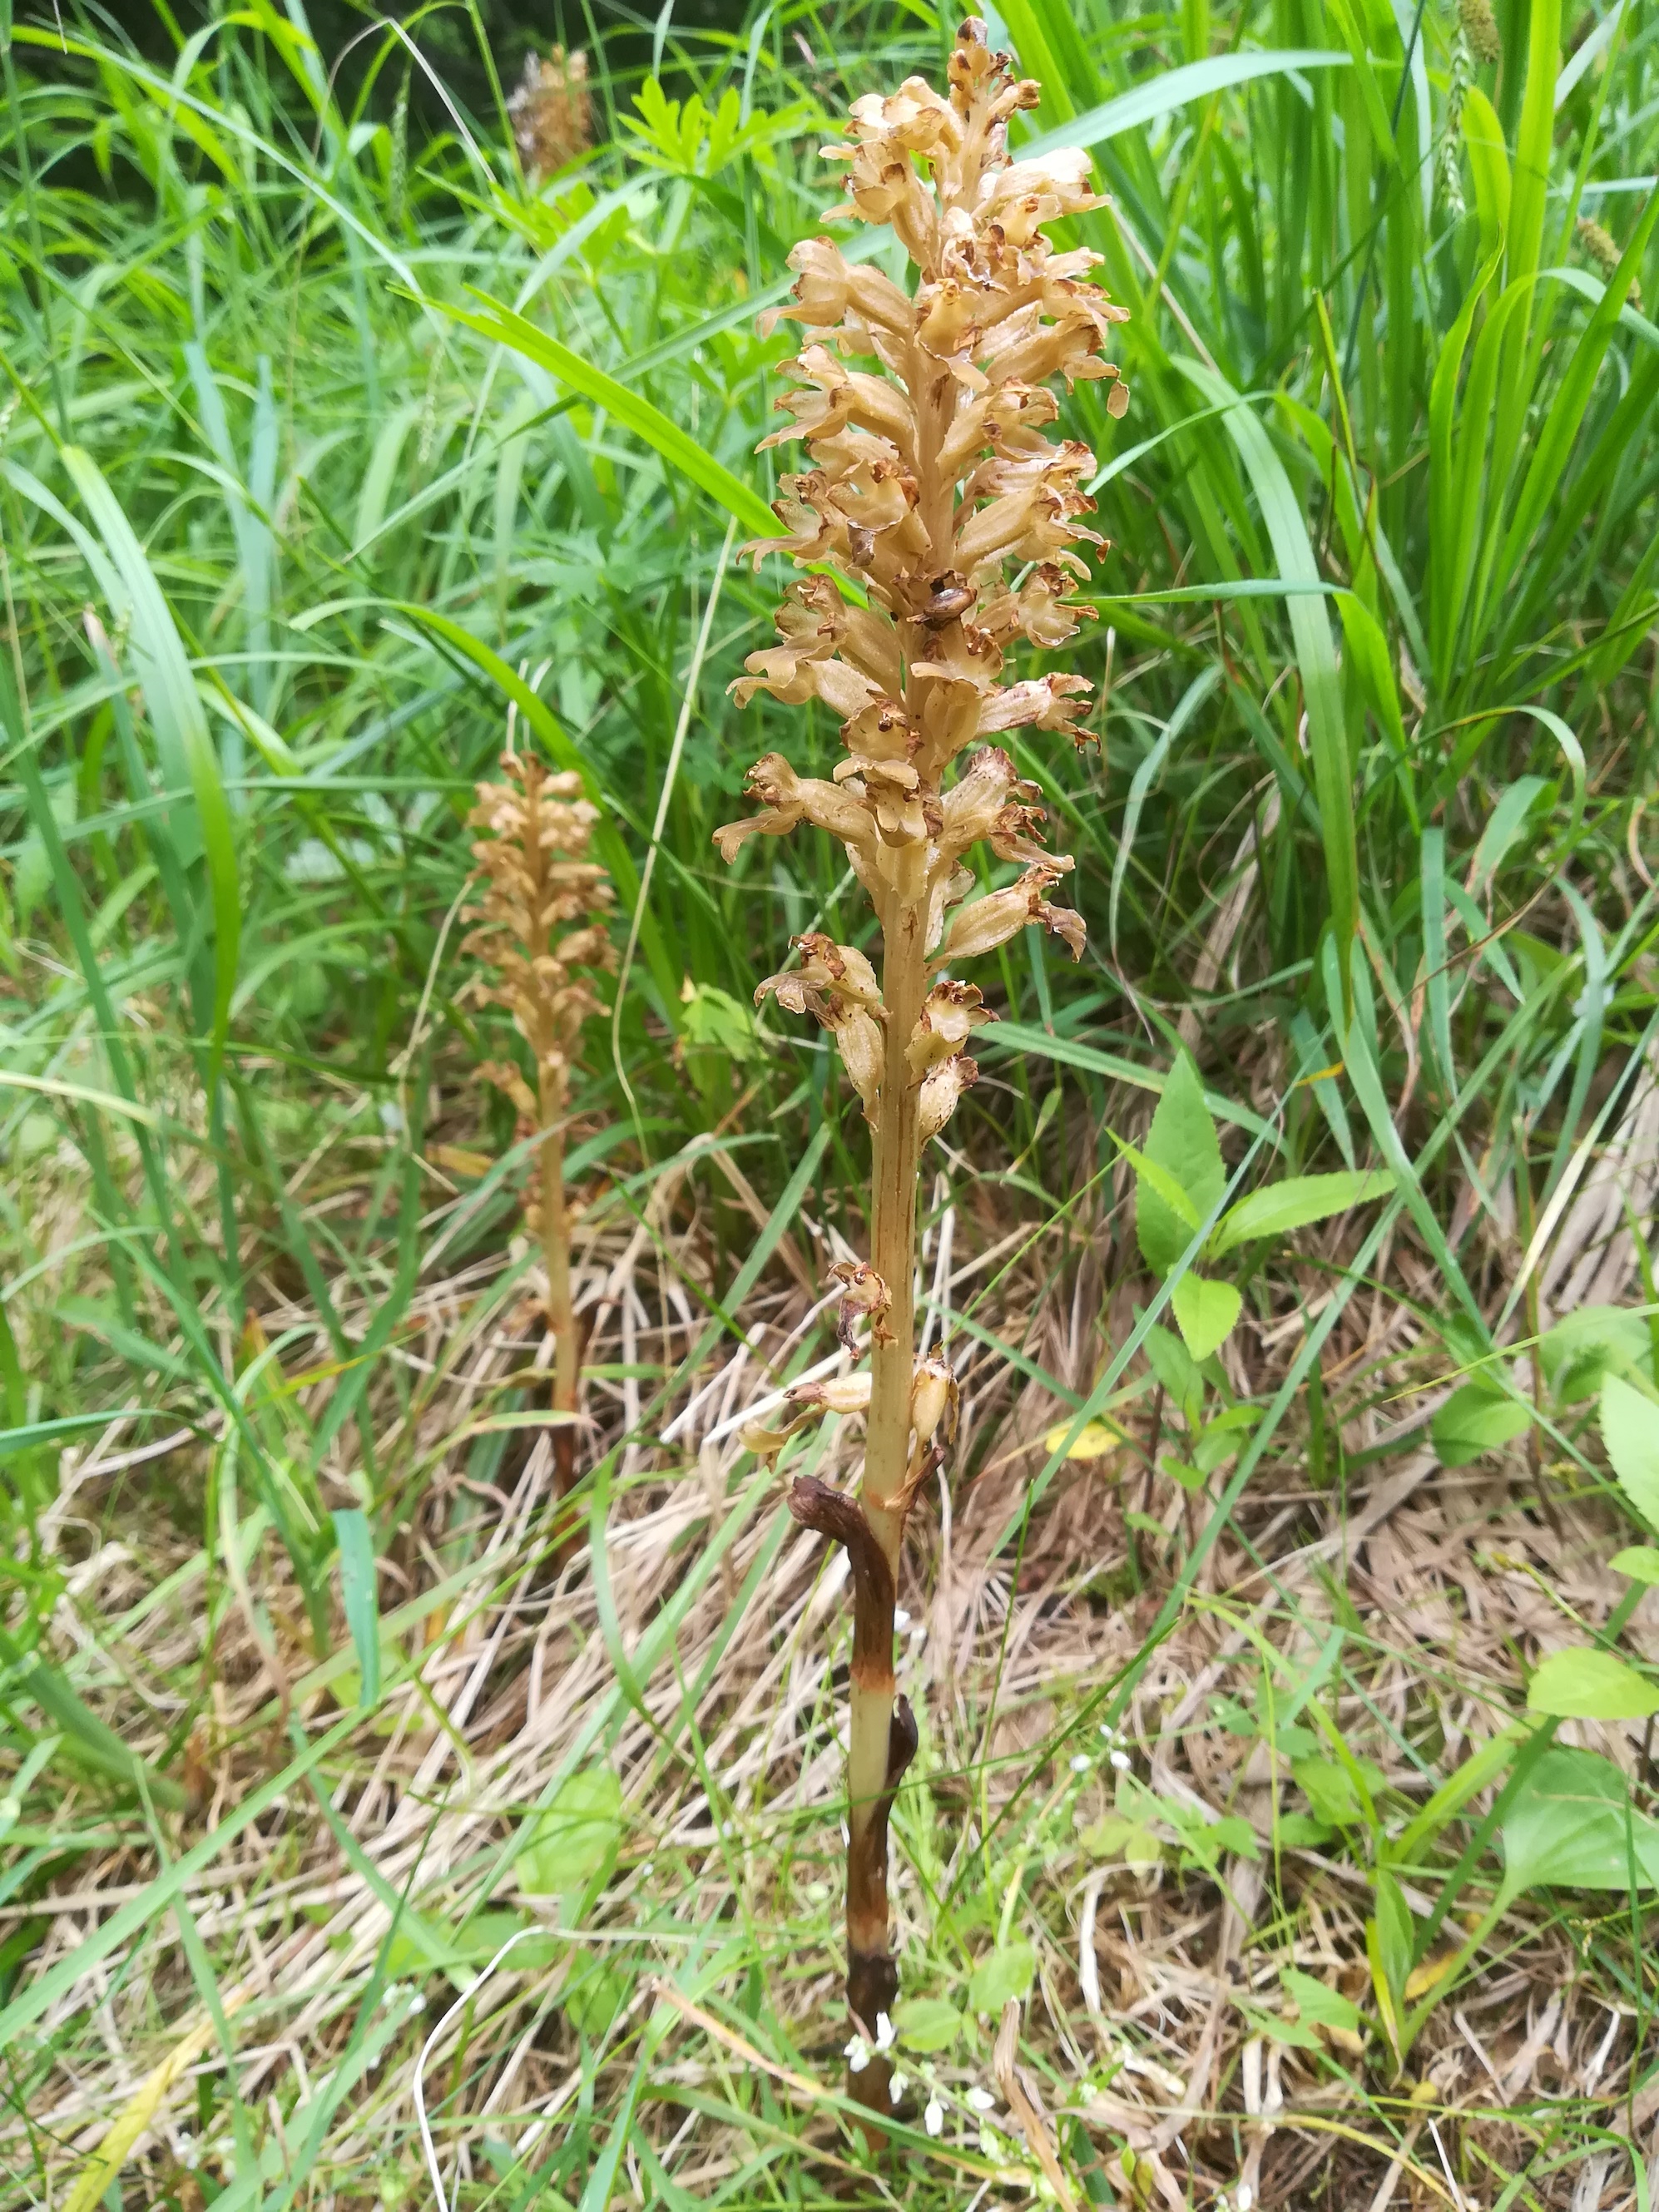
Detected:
left=2, top=0, right=1659, bottom=2198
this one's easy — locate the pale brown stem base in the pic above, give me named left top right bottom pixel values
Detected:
left=539, top=1064, right=583, bottom=1536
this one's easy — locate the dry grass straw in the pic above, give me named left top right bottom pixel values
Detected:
left=12, top=1052, right=1659, bottom=2207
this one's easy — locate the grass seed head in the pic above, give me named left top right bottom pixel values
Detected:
left=1577, top=215, right=1642, bottom=309
left=1458, top=0, right=1503, bottom=63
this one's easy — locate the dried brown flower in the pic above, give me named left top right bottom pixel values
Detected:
left=715, top=17, right=1127, bottom=2123
left=508, top=47, right=592, bottom=181
left=466, top=750, right=616, bottom=1501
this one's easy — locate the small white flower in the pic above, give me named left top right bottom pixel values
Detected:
left=909, top=1621, right=928, bottom=1646
left=924, top=2094, right=944, bottom=2136
left=874, top=2011, right=896, bottom=2052
left=844, top=2034, right=871, bottom=2073
left=1110, top=1749, right=1132, bottom=1772
left=967, top=2085, right=996, bottom=2113
left=1237, top=2189, right=1254, bottom=2212
left=894, top=1607, right=912, bottom=1631
left=889, top=2071, right=905, bottom=2105
left=1070, top=1753, right=1092, bottom=1773
left=408, top=1992, right=427, bottom=2014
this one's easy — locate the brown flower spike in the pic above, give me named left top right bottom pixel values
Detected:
left=508, top=46, right=592, bottom=181
left=717, top=21, right=1126, bottom=2124
left=468, top=753, right=616, bottom=1507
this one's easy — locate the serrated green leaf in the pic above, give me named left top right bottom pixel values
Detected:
left=1135, top=1052, right=1223, bottom=1277
left=1171, top=1274, right=1241, bottom=1363
left=1211, top=1170, right=1393, bottom=1258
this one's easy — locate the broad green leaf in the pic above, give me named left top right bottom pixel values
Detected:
left=1430, top=1383, right=1532, bottom=1468
left=1136, top=1052, right=1224, bottom=1276
left=382, top=1909, right=560, bottom=1987
left=1142, top=1320, right=1205, bottom=1427
left=891, top=1997, right=963, bottom=2051
left=1293, top=1754, right=1383, bottom=1827
left=1118, top=1134, right=1202, bottom=1234
left=1499, top=1748, right=1659, bottom=1902
left=562, top=1954, right=633, bottom=2039
left=518, top=1767, right=624, bottom=1897
left=967, top=1941, right=1036, bottom=2015
left=1170, top=1274, right=1241, bottom=1363
left=1602, top=1373, right=1659, bottom=1526
left=1281, top=1967, right=1363, bottom=2034
left=1159, top=1454, right=1209, bottom=1492
left=1211, top=1170, right=1393, bottom=1257
left=1168, top=1804, right=1259, bottom=1869
left=1081, top=1814, right=1135, bottom=1858
left=1191, top=1406, right=1255, bottom=1475
left=1233, top=1996, right=1320, bottom=2048
left=1539, top=1308, right=1647, bottom=1404
left=1611, top=1547, right=1659, bottom=1586
left=1277, top=1814, right=1335, bottom=1848
left=1528, top=1648, right=1659, bottom=1721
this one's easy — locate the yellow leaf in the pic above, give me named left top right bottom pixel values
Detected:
left=1043, top=1420, right=1117, bottom=1462
left=430, top=1145, right=494, bottom=1178
left=1403, top=1947, right=1463, bottom=2002
left=64, top=1992, right=250, bottom=2212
